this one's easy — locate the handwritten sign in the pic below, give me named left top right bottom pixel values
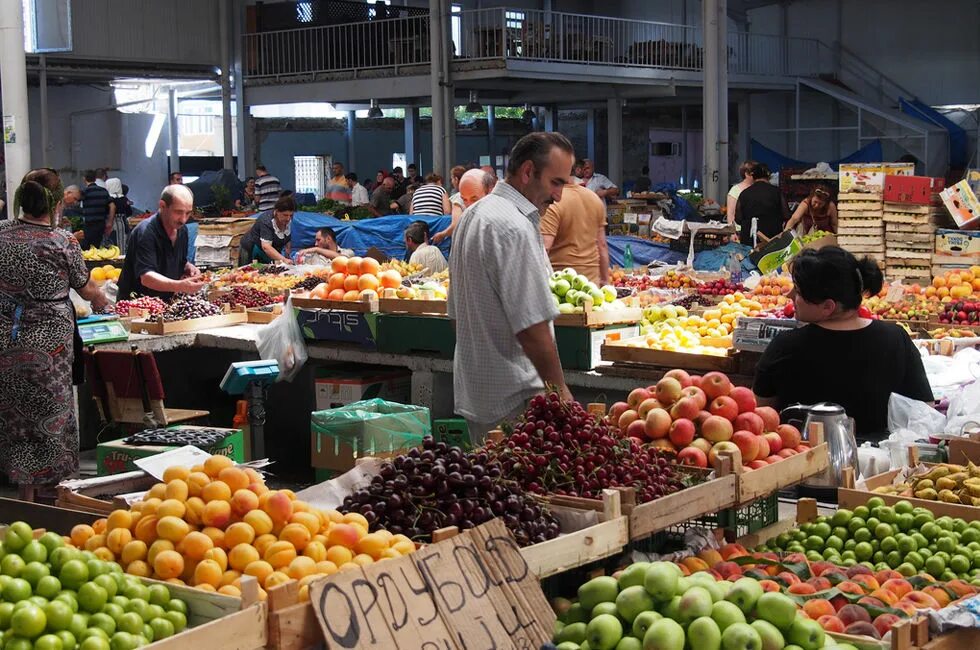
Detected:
left=309, top=519, right=554, bottom=650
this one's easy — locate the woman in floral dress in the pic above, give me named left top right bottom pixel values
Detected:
left=0, top=168, right=108, bottom=500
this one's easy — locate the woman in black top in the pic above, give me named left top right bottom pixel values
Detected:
left=754, top=247, right=933, bottom=441
left=240, top=195, right=295, bottom=265
left=734, top=164, right=790, bottom=246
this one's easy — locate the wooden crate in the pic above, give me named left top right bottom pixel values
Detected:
left=378, top=297, right=448, bottom=315
left=601, top=340, right=738, bottom=372
left=246, top=304, right=283, bottom=324
left=290, top=291, right=378, bottom=312
left=623, top=473, right=738, bottom=540
left=56, top=470, right=157, bottom=515
left=554, top=301, right=643, bottom=328
left=735, top=497, right=819, bottom=547
left=837, top=466, right=980, bottom=520
left=0, top=497, right=100, bottom=531
left=130, top=305, right=248, bottom=335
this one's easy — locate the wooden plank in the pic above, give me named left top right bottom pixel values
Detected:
left=627, top=475, right=739, bottom=539
left=0, top=497, right=99, bottom=532
left=919, top=628, right=980, bottom=650
left=522, top=517, right=628, bottom=579
left=147, top=605, right=267, bottom=650
left=131, top=307, right=248, bottom=335
left=378, top=297, right=448, bottom=315
left=290, top=293, right=378, bottom=312
left=268, top=600, right=321, bottom=650
left=601, top=342, right=737, bottom=372
left=720, top=443, right=830, bottom=505
left=245, top=305, right=283, bottom=324
left=554, top=303, right=643, bottom=328
left=838, top=481, right=980, bottom=521
left=142, top=577, right=243, bottom=627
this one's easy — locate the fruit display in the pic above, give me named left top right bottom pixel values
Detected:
left=210, top=267, right=304, bottom=293
left=630, top=295, right=766, bottom=354
left=341, top=437, right=560, bottom=547
left=873, top=461, right=980, bottom=505
left=549, top=268, right=621, bottom=314
left=696, top=278, right=745, bottom=298
left=381, top=259, right=422, bottom=277
left=89, top=265, right=121, bottom=284
left=611, top=271, right=657, bottom=291
left=758, top=497, right=980, bottom=583
left=383, top=280, right=448, bottom=301
left=78, top=454, right=415, bottom=600
left=0, top=521, right=193, bottom=648
left=211, top=286, right=283, bottom=309
left=552, top=561, right=836, bottom=650
left=607, top=370, right=808, bottom=467
left=486, top=393, right=688, bottom=503
left=305, top=255, right=401, bottom=302
left=160, top=296, right=223, bottom=322
left=937, top=300, right=980, bottom=326
left=925, top=268, right=980, bottom=301
left=863, top=294, right=936, bottom=321
left=82, top=245, right=121, bottom=261
left=115, top=297, right=167, bottom=317
left=801, top=229, right=833, bottom=244
left=927, top=327, right=979, bottom=339
left=650, top=269, right=698, bottom=290
left=749, top=275, right=793, bottom=309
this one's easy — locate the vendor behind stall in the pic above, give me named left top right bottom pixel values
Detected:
left=734, top=165, right=789, bottom=246
left=117, top=184, right=204, bottom=300
left=754, top=247, right=932, bottom=441
left=783, top=184, right=838, bottom=235
left=239, top=196, right=296, bottom=265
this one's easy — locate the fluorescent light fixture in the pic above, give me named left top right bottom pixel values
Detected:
left=465, top=91, right=482, bottom=113
left=368, top=99, right=384, bottom=118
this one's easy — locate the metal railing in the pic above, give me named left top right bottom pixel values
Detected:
left=244, top=13, right=431, bottom=78
left=244, top=7, right=825, bottom=80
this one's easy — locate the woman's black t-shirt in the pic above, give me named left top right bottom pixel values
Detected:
left=754, top=320, right=933, bottom=439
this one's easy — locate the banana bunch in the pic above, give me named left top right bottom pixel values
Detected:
left=382, top=260, right=423, bottom=276
left=83, top=245, right=121, bottom=261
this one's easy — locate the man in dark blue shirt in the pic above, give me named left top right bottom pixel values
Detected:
left=80, top=169, right=111, bottom=249
left=117, top=185, right=205, bottom=300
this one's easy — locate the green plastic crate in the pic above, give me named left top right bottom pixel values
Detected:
left=376, top=314, right=455, bottom=358
left=433, top=418, right=471, bottom=450
left=665, top=492, right=779, bottom=540
left=555, top=324, right=639, bottom=370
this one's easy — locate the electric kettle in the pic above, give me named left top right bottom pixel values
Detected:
left=780, top=402, right=857, bottom=489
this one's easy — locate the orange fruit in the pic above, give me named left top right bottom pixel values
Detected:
left=106, top=510, right=133, bottom=532
left=133, top=516, right=159, bottom=544
left=92, top=519, right=107, bottom=535
left=120, top=540, right=148, bottom=566
left=179, top=531, right=215, bottom=561
left=359, top=257, right=381, bottom=276
left=204, top=454, right=235, bottom=478
left=328, top=273, right=346, bottom=291
left=254, top=533, right=278, bottom=557
left=355, top=533, right=388, bottom=559
left=352, top=554, right=374, bottom=567
left=343, top=275, right=360, bottom=291
left=162, top=466, right=190, bottom=483
left=201, top=480, right=232, bottom=503
left=220, top=569, right=241, bottom=587
left=279, top=523, right=311, bottom=551
left=106, top=528, right=133, bottom=555
left=225, top=522, right=256, bottom=548
left=343, top=512, right=369, bottom=528
left=265, top=541, right=298, bottom=569
left=379, top=269, right=402, bottom=289
left=156, top=516, right=190, bottom=543
left=327, top=523, right=360, bottom=548
left=156, top=499, right=186, bottom=519
left=243, top=560, right=274, bottom=585
left=201, top=526, right=226, bottom=549
left=70, top=524, right=95, bottom=548
left=290, top=512, right=321, bottom=537
left=218, top=467, right=250, bottom=492
left=193, top=559, right=223, bottom=588
left=184, top=497, right=205, bottom=526
left=146, top=483, right=167, bottom=500
left=287, top=556, right=317, bottom=580
left=126, top=560, right=151, bottom=577
left=343, top=290, right=360, bottom=301
left=218, top=585, right=242, bottom=597
left=303, top=541, right=327, bottom=563
left=347, top=257, right=364, bottom=275
left=315, top=560, right=338, bottom=576
left=325, top=545, right=353, bottom=567
left=153, top=550, right=185, bottom=580
left=140, top=498, right=162, bottom=516
left=147, top=539, right=175, bottom=566
left=327, top=288, right=346, bottom=301
left=187, top=472, right=211, bottom=497
left=204, top=547, right=228, bottom=572
left=231, top=489, right=260, bottom=517
left=196, top=584, right=217, bottom=592
left=93, top=547, right=115, bottom=562
left=358, top=274, right=379, bottom=292
left=165, top=479, right=189, bottom=502
left=331, top=256, right=348, bottom=274
left=244, top=510, right=274, bottom=536
left=202, top=501, right=232, bottom=529
left=229, top=543, right=261, bottom=571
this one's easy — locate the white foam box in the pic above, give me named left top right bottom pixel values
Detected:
left=733, top=317, right=802, bottom=353
left=314, top=366, right=412, bottom=410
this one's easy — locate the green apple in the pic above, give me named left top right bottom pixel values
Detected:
left=710, top=601, right=746, bottom=632
left=660, top=596, right=682, bottom=622
left=786, top=616, right=824, bottom=650
left=556, top=643, right=580, bottom=650
left=20, top=541, right=48, bottom=564
left=724, top=578, right=763, bottom=614
left=618, top=563, right=650, bottom=590
left=644, top=563, right=679, bottom=602
left=3, top=522, right=34, bottom=553
left=615, top=638, right=642, bottom=650
left=38, top=532, right=65, bottom=555
left=44, top=600, right=75, bottom=632
left=563, top=604, right=589, bottom=624
left=753, top=593, right=797, bottom=632
left=148, top=617, right=175, bottom=641
left=88, top=613, right=116, bottom=637
left=720, top=622, right=761, bottom=650
left=602, top=285, right=617, bottom=303
left=642, top=618, right=685, bottom=650
left=678, top=586, right=713, bottom=625
left=579, top=577, right=620, bottom=612
left=592, top=602, right=619, bottom=618
left=632, top=610, right=662, bottom=639
left=36, top=575, right=62, bottom=600
left=687, top=616, right=722, bottom=650
left=749, top=620, right=784, bottom=650
left=557, top=622, right=587, bottom=645
left=586, top=614, right=623, bottom=650
left=554, top=279, right=571, bottom=297
left=615, top=586, right=654, bottom=624
left=10, top=603, right=47, bottom=639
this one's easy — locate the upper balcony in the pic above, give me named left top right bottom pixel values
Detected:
left=242, top=7, right=827, bottom=96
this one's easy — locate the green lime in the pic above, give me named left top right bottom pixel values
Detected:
left=866, top=496, right=886, bottom=510
left=854, top=505, right=870, bottom=519
left=842, top=558, right=857, bottom=567
left=906, top=552, right=924, bottom=570
left=951, top=555, right=972, bottom=575
left=898, top=537, right=919, bottom=554
left=942, top=569, right=959, bottom=582
left=855, top=542, right=874, bottom=561
left=886, top=551, right=903, bottom=568
left=912, top=513, right=934, bottom=530
left=832, top=527, right=849, bottom=541
left=937, top=516, right=954, bottom=530
left=866, top=517, right=881, bottom=531
left=894, top=500, right=914, bottom=515
left=873, top=551, right=886, bottom=564
left=831, top=509, right=854, bottom=527
left=165, top=600, right=187, bottom=616
left=875, top=523, right=894, bottom=541
left=880, top=537, right=899, bottom=553
left=854, top=528, right=873, bottom=543
left=925, top=555, right=946, bottom=577
left=919, top=547, right=933, bottom=560
left=897, top=562, right=917, bottom=577
left=878, top=506, right=897, bottom=524
left=812, top=522, right=833, bottom=539
left=825, top=536, right=844, bottom=551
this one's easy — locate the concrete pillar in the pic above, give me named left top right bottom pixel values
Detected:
left=39, top=55, right=48, bottom=167
left=716, top=0, right=729, bottom=196
left=233, top=0, right=250, bottom=177
left=586, top=109, right=596, bottom=161
left=702, top=0, right=721, bottom=201
left=486, top=104, right=496, bottom=164
left=542, top=105, right=555, bottom=132
left=606, top=98, right=623, bottom=186
left=441, top=0, right=455, bottom=175
left=681, top=104, right=689, bottom=187
left=428, top=0, right=446, bottom=180
left=737, top=95, right=750, bottom=168
left=346, top=111, right=357, bottom=174
left=219, top=0, right=234, bottom=170
left=1, top=0, right=32, bottom=206
left=168, top=88, right=180, bottom=178
left=405, top=106, right=420, bottom=171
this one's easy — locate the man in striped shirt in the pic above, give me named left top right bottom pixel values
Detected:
left=448, top=132, right=575, bottom=444
left=254, top=165, right=282, bottom=211
left=81, top=169, right=112, bottom=249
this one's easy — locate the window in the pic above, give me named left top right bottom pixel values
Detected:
left=391, top=153, right=407, bottom=175
left=451, top=4, right=461, bottom=56
left=296, top=2, right=314, bottom=23
left=294, top=155, right=330, bottom=199
left=505, top=10, right=524, bottom=29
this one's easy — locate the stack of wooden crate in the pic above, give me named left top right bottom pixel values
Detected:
left=195, top=217, right=256, bottom=266
left=837, top=193, right=885, bottom=267
left=883, top=198, right=946, bottom=283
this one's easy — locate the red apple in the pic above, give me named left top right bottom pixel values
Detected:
left=693, top=410, right=712, bottom=431
left=754, top=406, right=780, bottom=432
left=729, top=386, right=758, bottom=413
left=608, top=401, right=629, bottom=423
left=763, top=432, right=783, bottom=454
left=690, top=375, right=703, bottom=388
left=628, top=387, right=652, bottom=408
left=709, top=396, right=739, bottom=421
left=732, top=430, right=761, bottom=462
left=777, top=423, right=802, bottom=449
left=668, top=418, right=696, bottom=447
left=701, top=371, right=733, bottom=400
left=618, top=409, right=639, bottom=430
left=644, top=408, right=672, bottom=440
left=709, top=441, right=740, bottom=467
left=749, top=460, right=769, bottom=470
left=670, top=397, right=700, bottom=421
left=655, top=377, right=683, bottom=405
left=678, top=446, right=708, bottom=468
left=637, top=397, right=662, bottom=419
left=680, top=386, right=707, bottom=410
left=755, top=435, right=770, bottom=459
left=701, top=415, right=734, bottom=443
left=664, top=369, right=693, bottom=388
left=733, top=411, right=765, bottom=436
left=690, top=438, right=712, bottom=455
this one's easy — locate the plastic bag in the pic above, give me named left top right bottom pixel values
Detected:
left=946, top=378, right=980, bottom=436
left=311, top=398, right=430, bottom=462
left=255, top=295, right=307, bottom=382
left=887, top=392, right=946, bottom=440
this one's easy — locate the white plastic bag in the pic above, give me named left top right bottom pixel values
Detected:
left=255, top=296, right=308, bottom=383
left=887, top=392, right=946, bottom=440
left=946, top=378, right=980, bottom=436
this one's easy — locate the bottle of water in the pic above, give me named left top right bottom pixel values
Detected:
left=728, top=251, right=742, bottom=283
left=624, top=243, right=634, bottom=270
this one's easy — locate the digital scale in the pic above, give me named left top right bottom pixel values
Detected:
left=77, top=314, right=129, bottom=344
left=220, top=360, right=280, bottom=459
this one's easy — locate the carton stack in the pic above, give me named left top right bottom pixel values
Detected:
left=194, top=217, right=256, bottom=266
left=882, top=176, right=948, bottom=283
left=836, top=192, right=885, bottom=267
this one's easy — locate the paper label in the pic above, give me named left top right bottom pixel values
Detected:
left=133, top=445, right=213, bottom=480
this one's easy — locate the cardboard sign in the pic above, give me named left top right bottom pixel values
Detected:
left=309, top=519, right=554, bottom=650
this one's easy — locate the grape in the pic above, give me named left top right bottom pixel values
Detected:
left=295, top=275, right=326, bottom=291
left=212, top=285, right=283, bottom=309
left=258, top=264, right=290, bottom=275
left=160, top=295, right=223, bottom=322
left=116, top=296, right=167, bottom=316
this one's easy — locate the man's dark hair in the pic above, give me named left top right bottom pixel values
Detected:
left=256, top=165, right=268, bottom=173
left=392, top=166, right=403, bottom=175
left=405, top=221, right=428, bottom=245
left=410, top=219, right=430, bottom=237
left=279, top=189, right=294, bottom=198
left=96, top=168, right=108, bottom=179
left=317, top=227, right=337, bottom=241
left=168, top=171, right=182, bottom=183
left=506, top=132, right=575, bottom=177
left=83, top=169, right=97, bottom=183
left=346, top=173, right=358, bottom=183
left=408, top=163, right=418, bottom=171
left=274, top=195, right=297, bottom=212
left=642, top=165, right=650, bottom=175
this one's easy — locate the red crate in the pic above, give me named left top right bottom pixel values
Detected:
left=883, top=175, right=945, bottom=204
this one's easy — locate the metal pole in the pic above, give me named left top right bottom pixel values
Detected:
left=441, top=0, right=454, bottom=173
left=405, top=106, right=420, bottom=171
left=233, top=0, right=250, bottom=178
left=737, top=95, right=750, bottom=170
left=428, top=0, right=445, bottom=180
left=168, top=87, right=180, bottom=179
left=346, top=110, right=357, bottom=174
left=486, top=104, right=496, bottom=163
left=0, top=0, right=32, bottom=208
left=716, top=0, right=729, bottom=198
left=702, top=0, right=721, bottom=200
left=39, top=54, right=48, bottom=167
left=219, top=0, right=234, bottom=170
left=795, top=81, right=801, bottom=158
left=681, top=104, right=689, bottom=187
left=607, top=97, right=623, bottom=187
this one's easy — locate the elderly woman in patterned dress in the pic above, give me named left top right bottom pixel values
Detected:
left=0, top=168, right=108, bottom=501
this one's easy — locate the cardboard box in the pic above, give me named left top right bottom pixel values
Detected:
left=839, top=163, right=913, bottom=194
left=310, top=400, right=429, bottom=472
left=296, top=308, right=377, bottom=347
left=96, top=429, right=245, bottom=476
left=733, top=317, right=802, bottom=352
left=314, top=366, right=411, bottom=410
left=555, top=323, right=639, bottom=369
left=936, top=229, right=980, bottom=257
left=940, top=180, right=980, bottom=229
left=883, top=175, right=945, bottom=205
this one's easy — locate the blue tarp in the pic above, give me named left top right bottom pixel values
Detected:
left=290, top=212, right=452, bottom=261
left=750, top=139, right=884, bottom=172
left=900, top=98, right=967, bottom=169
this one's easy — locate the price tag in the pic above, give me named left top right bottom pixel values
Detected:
left=623, top=212, right=638, bottom=224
